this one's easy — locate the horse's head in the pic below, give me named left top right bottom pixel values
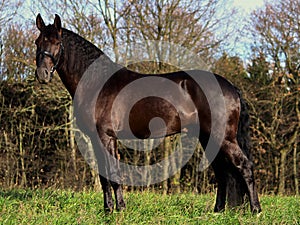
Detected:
left=35, top=14, right=63, bottom=84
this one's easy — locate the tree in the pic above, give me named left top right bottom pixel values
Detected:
left=247, top=0, right=299, bottom=194
left=247, top=51, right=271, bottom=85
left=1, top=24, right=36, bottom=81
left=0, top=0, right=22, bottom=80
left=60, top=0, right=105, bottom=48
left=213, top=52, right=248, bottom=81
left=119, top=0, right=236, bottom=71
left=249, top=0, right=300, bottom=88
left=0, top=0, right=21, bottom=29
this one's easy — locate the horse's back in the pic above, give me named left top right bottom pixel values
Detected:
left=93, top=68, right=240, bottom=139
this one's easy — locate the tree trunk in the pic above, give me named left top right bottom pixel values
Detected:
left=278, top=149, right=287, bottom=194
left=19, top=122, right=27, bottom=187
left=171, top=135, right=181, bottom=194
left=69, top=105, right=77, bottom=180
left=293, top=137, right=299, bottom=195
left=162, top=137, right=170, bottom=195
left=294, top=91, right=299, bottom=195
left=143, top=139, right=153, bottom=188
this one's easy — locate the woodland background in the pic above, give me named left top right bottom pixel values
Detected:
left=0, top=0, right=299, bottom=195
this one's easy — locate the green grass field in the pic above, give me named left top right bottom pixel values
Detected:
left=0, top=189, right=299, bottom=224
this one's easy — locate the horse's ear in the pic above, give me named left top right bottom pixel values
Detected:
left=36, top=13, right=45, bottom=31
left=54, top=14, right=62, bottom=36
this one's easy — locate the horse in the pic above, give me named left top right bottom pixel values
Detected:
left=34, top=14, right=261, bottom=213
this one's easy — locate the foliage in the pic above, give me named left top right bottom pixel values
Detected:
left=249, top=0, right=300, bottom=87
left=0, top=77, right=94, bottom=190
left=1, top=24, right=36, bottom=81
left=213, top=0, right=300, bottom=195
left=246, top=0, right=300, bottom=195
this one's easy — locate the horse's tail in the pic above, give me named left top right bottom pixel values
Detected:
left=226, top=87, right=251, bottom=208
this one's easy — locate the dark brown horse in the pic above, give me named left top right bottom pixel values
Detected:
left=35, top=14, right=261, bottom=213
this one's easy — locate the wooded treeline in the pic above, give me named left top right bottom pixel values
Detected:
left=0, top=0, right=299, bottom=195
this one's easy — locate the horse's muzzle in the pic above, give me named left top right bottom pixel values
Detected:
left=35, top=67, right=52, bottom=84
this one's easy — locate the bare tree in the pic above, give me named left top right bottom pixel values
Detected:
left=0, top=0, right=22, bottom=80
left=120, top=0, right=236, bottom=70
left=250, top=0, right=300, bottom=87
left=0, top=0, right=22, bottom=28
left=247, top=0, right=300, bottom=194
left=1, top=24, right=36, bottom=81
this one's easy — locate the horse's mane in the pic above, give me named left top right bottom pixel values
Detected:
left=59, top=28, right=113, bottom=79
left=62, top=28, right=104, bottom=58
left=57, top=27, right=122, bottom=97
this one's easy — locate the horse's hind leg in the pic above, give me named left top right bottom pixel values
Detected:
left=221, top=139, right=261, bottom=213
left=199, top=133, right=226, bottom=212
left=211, top=154, right=227, bottom=212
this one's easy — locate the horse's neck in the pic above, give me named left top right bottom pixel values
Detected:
left=57, top=29, right=115, bottom=98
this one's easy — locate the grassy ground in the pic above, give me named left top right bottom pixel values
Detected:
left=0, top=189, right=299, bottom=224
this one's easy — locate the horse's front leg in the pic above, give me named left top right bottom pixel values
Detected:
left=99, top=175, right=114, bottom=213
left=111, top=181, right=126, bottom=211
left=91, top=136, right=115, bottom=213
left=221, top=140, right=261, bottom=213
left=108, top=137, right=126, bottom=211
left=100, top=133, right=126, bottom=211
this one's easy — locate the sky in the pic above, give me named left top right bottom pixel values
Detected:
left=232, top=0, right=265, bottom=12
left=7, top=0, right=267, bottom=60
left=17, top=0, right=266, bottom=26
left=213, top=0, right=266, bottom=60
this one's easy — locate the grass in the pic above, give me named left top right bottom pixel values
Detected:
left=0, top=189, right=299, bottom=224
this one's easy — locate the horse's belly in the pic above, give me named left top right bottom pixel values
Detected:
left=112, top=96, right=198, bottom=139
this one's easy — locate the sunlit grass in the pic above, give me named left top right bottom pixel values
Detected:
left=0, top=189, right=299, bottom=224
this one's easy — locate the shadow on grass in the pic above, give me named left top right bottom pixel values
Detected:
left=0, top=189, right=35, bottom=201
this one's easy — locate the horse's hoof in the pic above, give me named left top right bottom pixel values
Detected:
left=251, top=206, right=262, bottom=214
left=214, top=206, right=225, bottom=213
left=116, top=202, right=126, bottom=211
left=104, top=207, right=114, bottom=214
